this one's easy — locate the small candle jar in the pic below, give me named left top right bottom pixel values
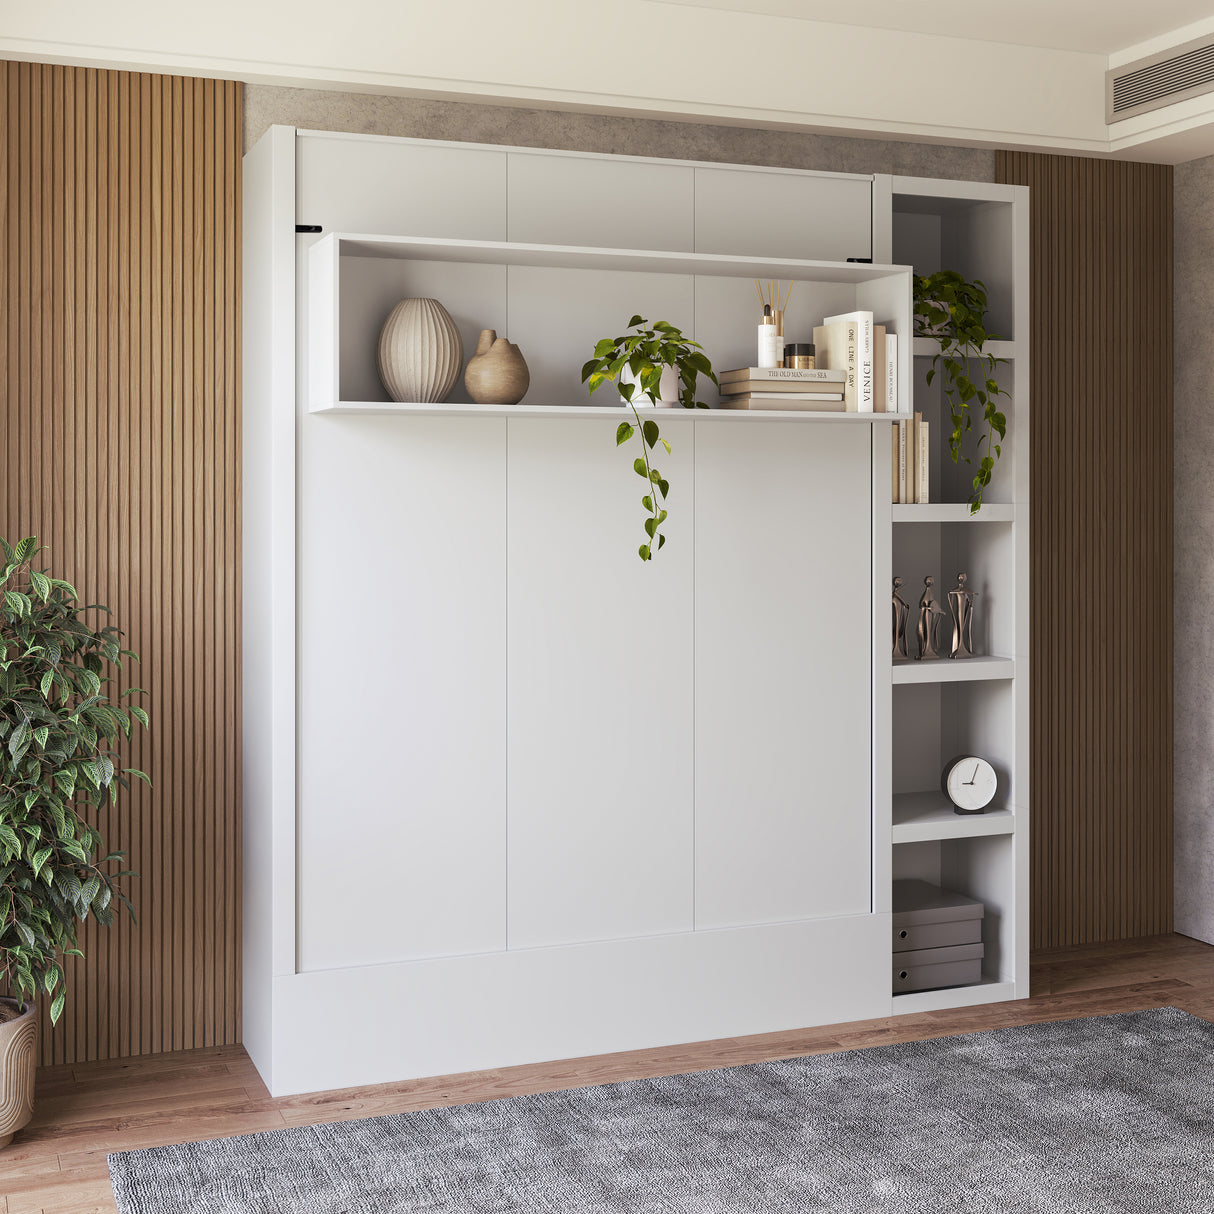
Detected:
left=784, top=343, right=815, bottom=369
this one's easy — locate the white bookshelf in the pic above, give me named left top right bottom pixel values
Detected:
left=880, top=174, right=1030, bottom=1012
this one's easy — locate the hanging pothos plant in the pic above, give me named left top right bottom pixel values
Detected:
left=913, top=271, right=1011, bottom=513
left=581, top=317, right=716, bottom=561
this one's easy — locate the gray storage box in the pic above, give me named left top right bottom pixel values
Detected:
left=893, top=941, right=985, bottom=993
left=892, top=879, right=984, bottom=953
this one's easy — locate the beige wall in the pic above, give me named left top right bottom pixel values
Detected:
left=243, top=84, right=994, bottom=181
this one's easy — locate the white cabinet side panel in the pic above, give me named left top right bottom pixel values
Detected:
left=270, top=911, right=889, bottom=1095
left=507, top=152, right=695, bottom=252
left=694, top=168, right=872, bottom=262
left=297, top=415, right=507, bottom=971
left=297, top=134, right=507, bottom=240
left=506, top=417, right=695, bottom=950
left=695, top=422, right=873, bottom=929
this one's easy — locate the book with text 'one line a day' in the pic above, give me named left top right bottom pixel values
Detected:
left=822, top=310, right=874, bottom=412
left=718, top=392, right=845, bottom=411
left=811, top=322, right=860, bottom=411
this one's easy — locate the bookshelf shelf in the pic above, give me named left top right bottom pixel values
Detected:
left=891, top=978, right=1017, bottom=1014
left=312, top=400, right=914, bottom=421
left=892, top=503, right=1015, bottom=523
left=912, top=337, right=1016, bottom=360
left=892, top=655, right=1014, bottom=684
left=892, top=792, right=1016, bottom=843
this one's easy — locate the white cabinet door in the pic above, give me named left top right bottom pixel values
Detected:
left=297, top=132, right=506, bottom=239
left=694, top=168, right=871, bottom=262
left=694, top=422, right=873, bottom=930
left=507, top=152, right=695, bottom=252
left=506, top=417, right=695, bottom=951
left=296, top=414, right=507, bottom=972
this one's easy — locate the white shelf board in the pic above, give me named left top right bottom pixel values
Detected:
left=329, top=232, right=912, bottom=283
left=891, top=978, right=1018, bottom=1016
left=311, top=400, right=915, bottom=421
left=913, top=337, right=1016, bottom=360
left=892, top=792, right=1015, bottom=843
left=892, top=503, right=1014, bottom=524
left=892, top=655, right=1014, bottom=685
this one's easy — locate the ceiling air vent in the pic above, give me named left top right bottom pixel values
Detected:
left=1108, top=35, right=1214, bottom=122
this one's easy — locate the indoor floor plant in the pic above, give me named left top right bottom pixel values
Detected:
left=913, top=270, right=1011, bottom=513
left=581, top=317, right=716, bottom=560
left=0, top=537, right=148, bottom=1146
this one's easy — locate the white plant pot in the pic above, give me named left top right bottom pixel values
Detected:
left=618, top=364, right=680, bottom=408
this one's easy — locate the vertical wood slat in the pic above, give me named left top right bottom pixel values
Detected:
left=996, top=151, right=1173, bottom=950
left=0, top=61, right=242, bottom=1064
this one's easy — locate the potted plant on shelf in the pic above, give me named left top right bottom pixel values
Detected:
left=0, top=537, right=148, bottom=1147
left=581, top=317, right=717, bottom=561
left=913, top=270, right=1011, bottom=513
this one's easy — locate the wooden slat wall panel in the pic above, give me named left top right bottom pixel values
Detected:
left=0, top=61, right=241, bottom=1063
left=997, top=151, right=1173, bottom=949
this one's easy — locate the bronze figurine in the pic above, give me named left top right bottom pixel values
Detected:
left=947, top=572, right=979, bottom=659
left=892, top=577, right=910, bottom=661
left=916, top=576, right=947, bottom=660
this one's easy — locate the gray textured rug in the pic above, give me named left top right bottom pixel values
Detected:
left=108, top=1007, right=1214, bottom=1213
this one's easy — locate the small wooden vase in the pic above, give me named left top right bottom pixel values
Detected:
left=376, top=298, right=463, bottom=403
left=464, top=330, right=530, bottom=405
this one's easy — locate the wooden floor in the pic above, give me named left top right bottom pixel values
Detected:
left=3, top=933, right=1213, bottom=1212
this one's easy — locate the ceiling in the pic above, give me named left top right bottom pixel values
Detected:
left=652, top=0, right=1214, bottom=56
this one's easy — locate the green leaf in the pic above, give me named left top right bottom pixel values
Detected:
left=660, top=438, right=671, bottom=454
left=642, top=420, right=659, bottom=449
left=50, top=990, right=66, bottom=1024
left=633, top=458, right=648, bottom=478
left=638, top=544, right=651, bottom=561
left=657, top=534, right=666, bottom=549
left=644, top=517, right=658, bottom=538
left=615, top=422, right=634, bottom=446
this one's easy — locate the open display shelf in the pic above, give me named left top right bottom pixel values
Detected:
left=307, top=232, right=914, bottom=415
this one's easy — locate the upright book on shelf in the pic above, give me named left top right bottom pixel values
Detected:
left=822, top=310, right=874, bottom=412
left=812, top=322, right=860, bottom=412
left=885, top=332, right=898, bottom=413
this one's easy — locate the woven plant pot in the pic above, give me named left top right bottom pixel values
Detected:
left=376, top=298, right=463, bottom=404
left=0, top=1000, right=37, bottom=1149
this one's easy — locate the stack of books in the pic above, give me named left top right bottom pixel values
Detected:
left=717, top=367, right=847, bottom=411
left=892, top=412, right=929, bottom=503
left=813, top=311, right=898, bottom=413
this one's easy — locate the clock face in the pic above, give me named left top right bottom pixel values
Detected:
left=943, top=756, right=998, bottom=812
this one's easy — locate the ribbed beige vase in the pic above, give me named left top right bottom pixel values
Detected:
left=376, top=298, right=464, bottom=404
left=0, top=1001, right=37, bottom=1149
left=464, top=329, right=530, bottom=405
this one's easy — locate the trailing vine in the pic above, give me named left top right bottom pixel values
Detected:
left=581, top=317, right=716, bottom=561
left=913, top=271, right=1011, bottom=513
